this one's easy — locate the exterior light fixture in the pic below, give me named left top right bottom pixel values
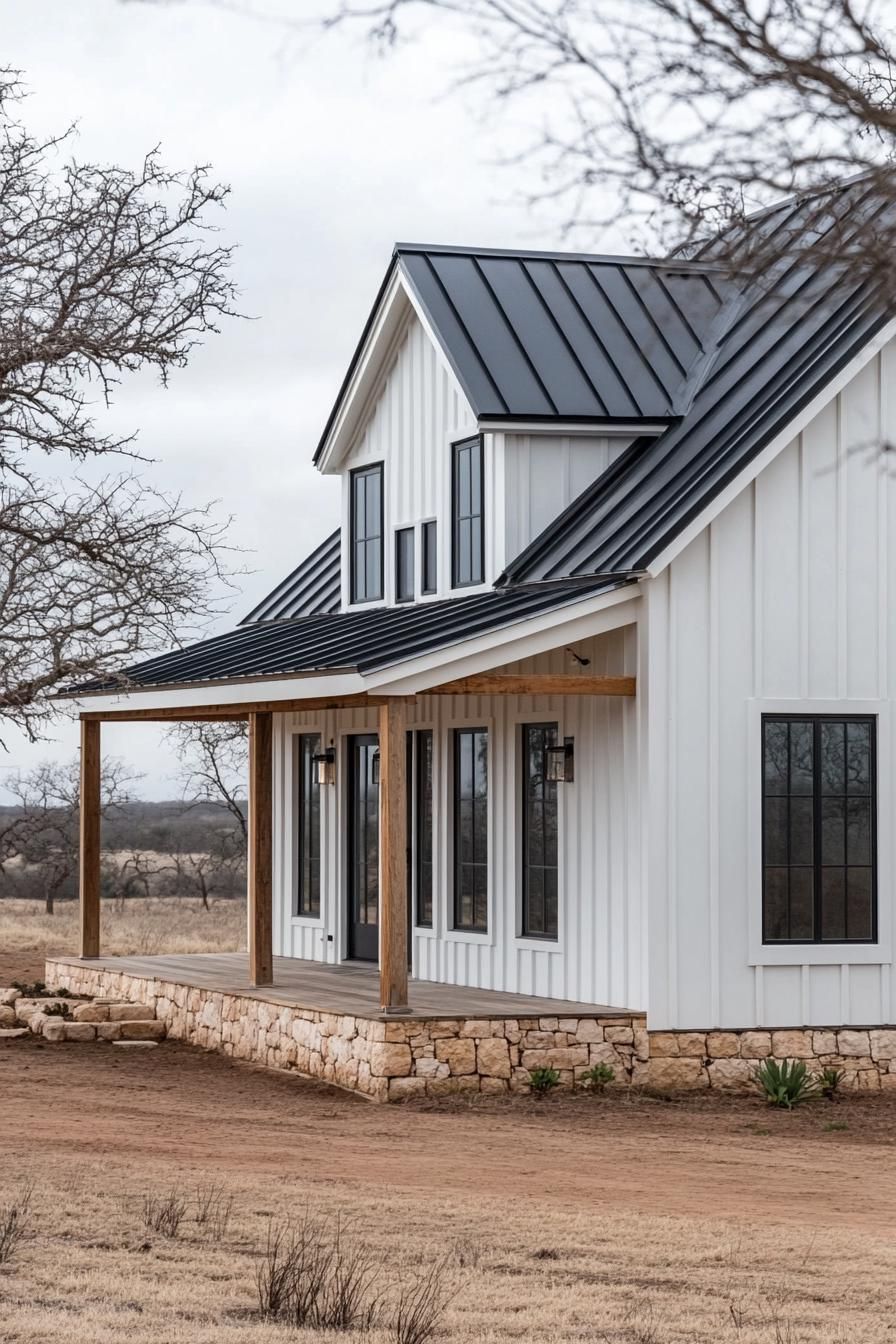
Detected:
left=545, top=738, right=575, bottom=783
left=312, top=744, right=336, bottom=786
left=371, top=748, right=381, bottom=786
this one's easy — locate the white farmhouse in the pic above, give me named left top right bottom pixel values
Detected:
left=56, top=179, right=896, bottom=1096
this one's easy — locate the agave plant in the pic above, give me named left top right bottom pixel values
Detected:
left=752, top=1058, right=819, bottom=1109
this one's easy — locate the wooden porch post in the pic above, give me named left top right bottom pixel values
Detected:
left=248, top=711, right=274, bottom=987
left=79, top=717, right=101, bottom=958
left=378, top=697, right=410, bottom=1013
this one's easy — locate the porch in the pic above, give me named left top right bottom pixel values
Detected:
left=45, top=951, right=647, bottom=1101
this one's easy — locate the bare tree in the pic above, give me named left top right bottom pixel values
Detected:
left=317, top=3, right=896, bottom=266
left=157, top=829, right=246, bottom=909
left=2, top=757, right=140, bottom=913
left=165, top=720, right=248, bottom=839
left=0, top=70, right=240, bottom=739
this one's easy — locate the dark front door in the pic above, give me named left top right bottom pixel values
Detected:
left=347, top=734, right=380, bottom=961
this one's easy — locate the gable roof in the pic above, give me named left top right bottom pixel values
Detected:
left=313, top=244, right=732, bottom=462
left=75, top=578, right=630, bottom=694
left=242, top=530, right=341, bottom=624
left=501, top=176, right=893, bottom=583
left=397, top=245, right=731, bottom=423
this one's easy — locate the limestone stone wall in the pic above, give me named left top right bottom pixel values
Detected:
left=645, top=1027, right=896, bottom=1091
left=47, top=960, right=896, bottom=1098
left=46, top=960, right=647, bottom=1101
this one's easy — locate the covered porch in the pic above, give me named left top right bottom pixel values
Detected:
left=45, top=950, right=647, bottom=1101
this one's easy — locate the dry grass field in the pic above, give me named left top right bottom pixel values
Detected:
left=0, top=895, right=245, bottom=965
left=2, top=1021, right=895, bottom=1343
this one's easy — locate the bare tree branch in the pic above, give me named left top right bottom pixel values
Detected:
left=0, top=70, right=242, bottom=735
left=164, top=720, right=248, bottom=839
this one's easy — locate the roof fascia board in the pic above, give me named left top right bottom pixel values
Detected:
left=70, top=671, right=367, bottom=715
left=645, top=316, right=896, bottom=578
left=316, top=267, right=473, bottom=474
left=479, top=419, right=667, bottom=436
left=365, top=588, right=641, bottom=694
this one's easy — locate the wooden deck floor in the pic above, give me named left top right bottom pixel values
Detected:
left=47, top=953, right=635, bottom=1021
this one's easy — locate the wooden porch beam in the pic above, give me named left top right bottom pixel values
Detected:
left=427, top=673, right=636, bottom=697
left=80, top=692, right=389, bottom=724
left=378, top=698, right=410, bottom=1014
left=79, top=718, right=101, bottom=958
left=247, top=711, right=274, bottom=987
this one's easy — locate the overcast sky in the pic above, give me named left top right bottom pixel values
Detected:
left=1, top=0, right=621, bottom=799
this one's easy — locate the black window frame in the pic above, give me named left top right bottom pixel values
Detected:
left=413, top=729, right=434, bottom=927
left=395, top=526, right=415, bottom=603
left=296, top=732, right=322, bottom=918
left=452, top=726, right=489, bottom=932
left=421, top=519, right=438, bottom=595
left=521, top=722, right=560, bottom=941
left=761, top=713, right=877, bottom=945
left=349, top=462, right=384, bottom=604
left=451, top=435, right=484, bottom=589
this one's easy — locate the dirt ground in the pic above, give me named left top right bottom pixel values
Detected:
left=2, top=951, right=896, bottom=1342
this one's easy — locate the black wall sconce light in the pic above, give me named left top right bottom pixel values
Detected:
left=545, top=737, right=575, bottom=783
left=371, top=748, right=381, bottom=786
left=312, top=744, right=336, bottom=786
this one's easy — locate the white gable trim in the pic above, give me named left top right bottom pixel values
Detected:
left=316, top=267, right=473, bottom=474
left=646, top=317, right=896, bottom=578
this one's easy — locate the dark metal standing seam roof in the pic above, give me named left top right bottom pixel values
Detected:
left=76, top=579, right=631, bottom=693
left=501, top=178, right=893, bottom=582
left=312, top=244, right=732, bottom=459
left=242, top=530, right=341, bottom=623
left=396, top=245, right=731, bottom=422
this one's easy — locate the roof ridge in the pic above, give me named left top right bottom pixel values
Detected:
left=394, top=241, right=726, bottom=272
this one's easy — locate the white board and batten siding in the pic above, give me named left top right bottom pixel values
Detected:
left=501, top=433, right=633, bottom=565
left=271, top=629, right=643, bottom=1012
left=647, top=340, right=896, bottom=1030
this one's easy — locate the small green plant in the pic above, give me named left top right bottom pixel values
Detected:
left=819, top=1066, right=845, bottom=1100
left=752, top=1058, right=818, bottom=1108
left=580, top=1063, right=615, bottom=1093
left=42, top=1002, right=71, bottom=1019
left=528, top=1066, right=560, bottom=1096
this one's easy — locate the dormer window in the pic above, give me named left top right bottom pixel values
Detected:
left=350, top=463, right=383, bottom=603
left=452, top=435, right=484, bottom=588
left=395, top=526, right=414, bottom=602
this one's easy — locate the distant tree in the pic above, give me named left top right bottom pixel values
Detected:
left=156, top=830, right=246, bottom=909
left=165, top=720, right=248, bottom=839
left=0, top=70, right=240, bottom=742
left=2, top=758, right=140, bottom=913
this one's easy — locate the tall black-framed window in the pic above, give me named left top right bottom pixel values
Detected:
left=452, top=436, right=484, bottom=588
left=395, top=527, right=414, bottom=602
left=421, top=520, right=437, bottom=595
left=296, top=733, right=321, bottom=917
left=762, top=715, right=877, bottom=944
left=350, top=463, right=383, bottom=603
left=522, top=723, right=559, bottom=939
left=414, top=729, right=433, bottom=927
left=453, top=727, right=488, bottom=930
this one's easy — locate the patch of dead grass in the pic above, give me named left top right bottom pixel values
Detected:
left=0, top=1151, right=891, bottom=1343
left=0, top=895, right=245, bottom=958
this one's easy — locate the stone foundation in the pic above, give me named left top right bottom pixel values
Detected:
left=45, top=961, right=896, bottom=1098
left=46, top=959, right=647, bottom=1102
left=644, top=1027, right=896, bottom=1091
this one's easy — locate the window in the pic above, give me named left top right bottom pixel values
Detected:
left=414, top=730, right=433, bottom=926
left=296, top=734, right=321, bottom=917
left=522, top=724, right=559, bottom=939
left=350, top=463, right=383, bottom=603
left=422, top=520, right=437, bottom=595
left=453, top=727, right=488, bottom=930
left=395, top=527, right=414, bottom=602
left=452, top=436, right=484, bottom=587
left=762, top=715, right=876, bottom=943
